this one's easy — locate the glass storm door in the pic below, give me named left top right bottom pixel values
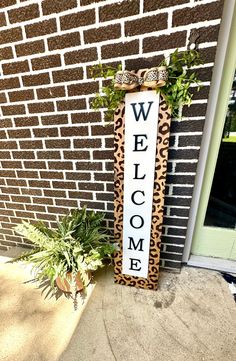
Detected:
left=191, top=13, right=236, bottom=260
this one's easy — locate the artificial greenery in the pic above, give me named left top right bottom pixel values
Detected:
left=90, top=63, right=126, bottom=121
left=90, top=49, right=203, bottom=120
left=160, top=49, right=202, bottom=116
left=10, top=207, right=116, bottom=307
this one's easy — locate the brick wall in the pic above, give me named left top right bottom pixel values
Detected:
left=0, top=0, right=224, bottom=270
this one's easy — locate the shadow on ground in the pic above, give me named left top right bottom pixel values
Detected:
left=0, top=255, right=236, bottom=361
left=59, top=266, right=236, bottom=361
left=0, top=260, right=93, bottom=361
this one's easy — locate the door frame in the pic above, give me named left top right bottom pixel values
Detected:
left=183, top=1, right=236, bottom=268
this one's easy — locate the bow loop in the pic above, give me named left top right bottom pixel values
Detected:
left=114, top=67, right=168, bottom=90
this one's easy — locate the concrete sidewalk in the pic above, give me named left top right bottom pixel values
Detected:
left=60, top=267, right=236, bottom=361
left=0, top=253, right=235, bottom=361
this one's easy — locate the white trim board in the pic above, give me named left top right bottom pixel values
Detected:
left=182, top=0, right=236, bottom=262
left=187, top=255, right=236, bottom=274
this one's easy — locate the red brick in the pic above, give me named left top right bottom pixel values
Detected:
left=0, top=140, right=17, bottom=149
left=1, top=160, right=22, bottom=168
left=193, top=24, right=220, bottom=44
left=19, top=140, right=43, bottom=149
left=31, top=54, right=61, bottom=71
left=21, top=188, right=42, bottom=196
left=96, top=192, right=113, bottom=201
left=28, top=102, right=54, bottom=114
left=0, top=0, right=16, bottom=8
left=125, top=14, right=168, bottom=37
left=60, top=9, right=95, bottom=30
left=53, top=181, right=76, bottom=189
left=8, top=89, right=34, bottom=103
left=25, top=19, right=57, bottom=38
left=0, top=12, right=6, bottom=27
left=60, top=126, right=88, bottom=137
left=52, top=67, right=83, bottom=83
left=8, top=4, right=39, bottom=24
left=48, top=32, right=80, bottom=51
left=26, top=204, right=46, bottom=213
left=44, top=189, right=66, bottom=198
left=0, top=119, right=12, bottom=128
left=42, top=0, right=77, bottom=15
left=71, top=112, right=101, bottom=124
left=94, top=172, right=113, bottom=181
left=0, top=169, right=15, bottom=177
left=64, top=48, right=97, bottom=65
left=125, top=55, right=164, bottom=71
left=24, top=162, right=46, bottom=170
left=45, top=139, right=71, bottom=149
left=84, top=24, right=121, bottom=44
left=80, top=200, right=105, bottom=210
left=68, top=81, right=99, bottom=96
left=101, top=40, right=139, bottom=59
left=0, top=129, right=7, bottom=138
left=15, top=40, right=45, bottom=57
left=41, top=114, right=68, bottom=125
left=0, top=77, right=20, bottom=91
left=0, top=27, right=22, bottom=45
left=63, top=150, right=89, bottom=160
left=28, top=180, right=50, bottom=187
left=33, top=127, right=58, bottom=138
left=173, top=1, right=224, bottom=27
left=36, top=86, right=65, bottom=99
left=2, top=104, right=25, bottom=116
left=12, top=151, right=35, bottom=159
left=57, top=99, right=86, bottom=111
left=66, top=172, right=91, bottom=181
left=76, top=161, right=102, bottom=171
left=15, top=211, right=35, bottom=219
left=55, top=199, right=78, bottom=207
left=37, top=151, right=61, bottom=159
left=6, top=203, right=25, bottom=210
left=22, top=73, right=50, bottom=87
left=143, top=31, right=187, bottom=53
left=99, top=0, right=139, bottom=22
left=14, top=116, right=38, bottom=127
left=105, top=139, right=113, bottom=148
left=78, top=182, right=104, bottom=191
left=1, top=187, right=20, bottom=194
left=46, top=207, right=68, bottom=215
left=32, top=197, right=53, bottom=205
left=144, top=0, right=189, bottom=12
left=8, top=128, right=31, bottom=138
left=93, top=150, right=113, bottom=160
left=81, top=0, right=105, bottom=4
left=91, top=124, right=113, bottom=136
left=0, top=47, right=14, bottom=60
left=68, top=191, right=93, bottom=199
left=0, top=150, right=10, bottom=158
left=0, top=93, right=7, bottom=103
left=74, top=138, right=101, bottom=148
left=7, top=179, right=27, bottom=187
left=40, top=171, right=63, bottom=179
left=17, top=170, right=39, bottom=178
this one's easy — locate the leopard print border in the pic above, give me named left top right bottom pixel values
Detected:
left=114, top=69, right=171, bottom=290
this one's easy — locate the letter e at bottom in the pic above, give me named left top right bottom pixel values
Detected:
left=129, top=258, right=141, bottom=271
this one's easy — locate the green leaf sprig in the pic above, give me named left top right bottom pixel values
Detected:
left=90, top=63, right=126, bottom=121
left=90, top=48, right=203, bottom=120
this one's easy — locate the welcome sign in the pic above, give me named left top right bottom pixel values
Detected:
left=114, top=79, right=171, bottom=290
left=122, top=91, right=159, bottom=278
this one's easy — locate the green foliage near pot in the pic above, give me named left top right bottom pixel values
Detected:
left=90, top=48, right=203, bottom=120
left=10, top=207, right=116, bottom=294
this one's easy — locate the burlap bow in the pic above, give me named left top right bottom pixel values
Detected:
left=114, top=67, right=168, bottom=90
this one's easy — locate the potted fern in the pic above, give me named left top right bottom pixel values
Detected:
left=10, top=207, right=116, bottom=308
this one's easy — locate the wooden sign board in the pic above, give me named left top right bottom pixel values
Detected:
left=114, top=78, right=171, bottom=290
